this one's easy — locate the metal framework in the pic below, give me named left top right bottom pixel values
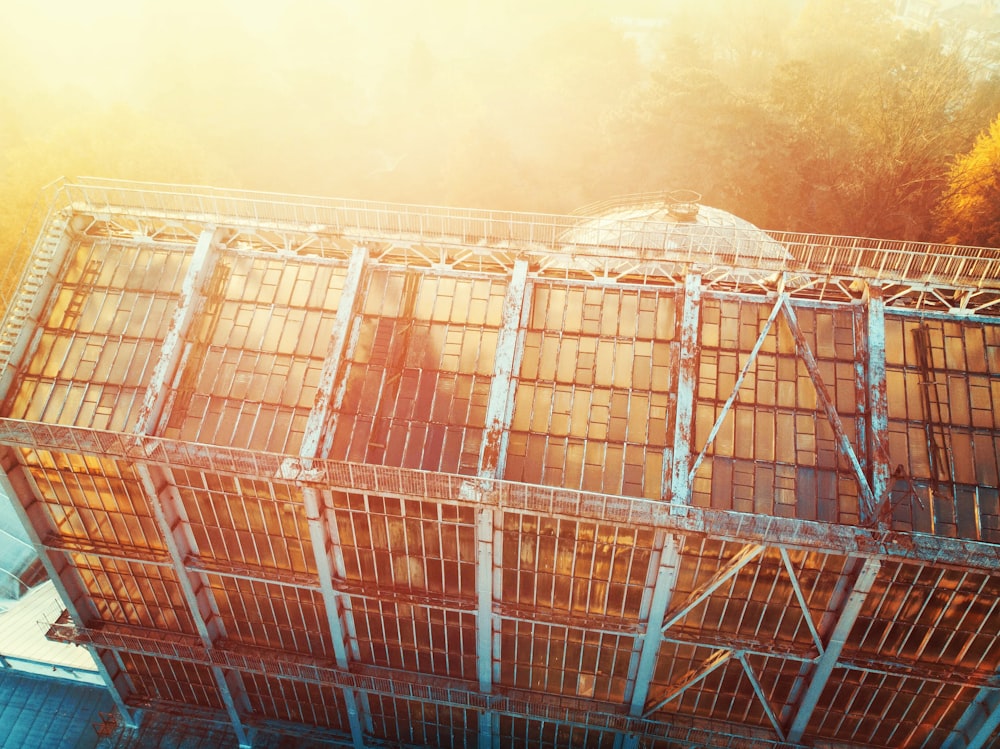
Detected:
left=1, top=177, right=999, bottom=748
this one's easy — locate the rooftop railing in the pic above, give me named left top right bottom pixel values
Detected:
left=37, top=176, right=1000, bottom=291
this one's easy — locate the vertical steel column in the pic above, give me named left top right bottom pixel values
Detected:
left=131, top=227, right=253, bottom=747
left=669, top=274, right=701, bottom=507
left=134, top=464, right=253, bottom=748
left=476, top=259, right=529, bottom=749
left=300, top=247, right=369, bottom=462
left=479, top=259, right=530, bottom=479
left=134, top=227, right=226, bottom=432
left=622, top=275, right=699, bottom=747
left=785, top=556, right=882, bottom=743
left=0, top=448, right=139, bottom=728
left=298, top=246, right=369, bottom=749
left=942, top=680, right=1000, bottom=749
left=865, top=285, right=891, bottom=518
left=620, top=532, right=682, bottom=749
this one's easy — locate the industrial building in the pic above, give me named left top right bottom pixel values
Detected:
left=0, top=177, right=998, bottom=748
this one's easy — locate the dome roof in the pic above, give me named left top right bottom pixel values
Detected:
left=562, top=191, right=791, bottom=267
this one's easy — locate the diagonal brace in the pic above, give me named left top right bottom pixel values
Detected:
left=642, top=648, right=732, bottom=718
left=662, top=543, right=765, bottom=633
left=778, top=547, right=824, bottom=655
left=689, top=292, right=787, bottom=481
left=781, top=303, right=877, bottom=523
left=736, top=651, right=786, bottom=741
left=786, top=556, right=882, bottom=742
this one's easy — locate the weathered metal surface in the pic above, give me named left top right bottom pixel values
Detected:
left=782, top=303, right=879, bottom=523
left=1, top=416, right=998, bottom=572
left=0, top=183, right=996, bottom=748
left=478, top=260, right=529, bottom=478
left=785, top=557, right=882, bottom=742
left=670, top=274, right=701, bottom=506
left=864, top=285, right=892, bottom=514
left=134, top=463, right=254, bottom=748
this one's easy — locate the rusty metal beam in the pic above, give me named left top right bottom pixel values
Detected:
left=781, top=303, right=878, bottom=523
left=661, top=543, right=766, bottom=633
left=297, top=245, right=371, bottom=749
left=865, top=285, right=891, bottom=518
left=669, top=274, right=701, bottom=506
left=689, top=292, right=787, bottom=481
left=2, top=417, right=998, bottom=574
left=478, top=258, right=529, bottom=479
left=642, top=647, right=732, bottom=718
left=785, top=557, right=882, bottom=743
left=476, top=258, right=529, bottom=749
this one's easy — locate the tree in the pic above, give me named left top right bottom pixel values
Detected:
left=936, top=114, right=1000, bottom=247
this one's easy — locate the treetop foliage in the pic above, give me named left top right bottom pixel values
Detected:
left=2, top=0, right=999, bottom=303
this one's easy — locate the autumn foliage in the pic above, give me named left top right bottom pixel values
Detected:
left=937, top=114, right=1000, bottom=248
left=2, top=0, right=999, bottom=304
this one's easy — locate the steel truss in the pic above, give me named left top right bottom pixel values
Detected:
left=0, top=180, right=998, bottom=748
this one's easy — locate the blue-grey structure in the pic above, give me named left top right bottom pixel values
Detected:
left=1, top=178, right=998, bottom=748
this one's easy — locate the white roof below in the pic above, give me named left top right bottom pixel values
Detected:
left=0, top=580, right=101, bottom=684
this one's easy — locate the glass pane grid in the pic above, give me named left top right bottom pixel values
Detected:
left=72, top=552, right=196, bottom=633
left=163, top=253, right=346, bottom=453
left=5, top=238, right=187, bottom=431
left=505, top=283, right=676, bottom=499
left=498, top=715, right=619, bottom=749
left=208, top=575, right=331, bottom=658
left=367, top=695, right=476, bottom=748
left=241, top=673, right=347, bottom=731
left=23, top=449, right=163, bottom=550
left=330, top=270, right=507, bottom=474
left=500, top=513, right=653, bottom=621
left=174, top=470, right=315, bottom=575
left=849, top=561, right=1000, bottom=671
left=885, top=317, right=1000, bottom=541
left=498, top=618, right=634, bottom=702
left=809, top=669, right=965, bottom=747
left=693, top=299, right=861, bottom=524
left=120, top=652, right=223, bottom=709
left=334, top=493, right=477, bottom=600
left=352, top=598, right=476, bottom=679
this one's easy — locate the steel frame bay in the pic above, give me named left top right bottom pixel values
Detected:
left=0, top=189, right=998, bottom=748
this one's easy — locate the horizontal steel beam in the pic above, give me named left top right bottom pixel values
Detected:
left=54, top=618, right=815, bottom=749
left=54, top=178, right=1000, bottom=293
left=1, top=419, right=997, bottom=573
